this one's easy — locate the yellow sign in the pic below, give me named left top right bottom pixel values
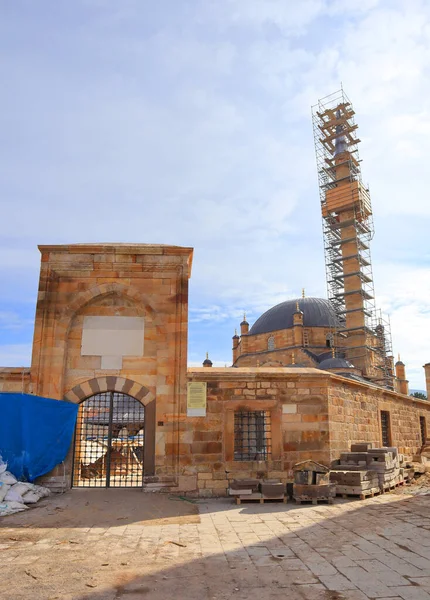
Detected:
left=187, top=382, right=207, bottom=417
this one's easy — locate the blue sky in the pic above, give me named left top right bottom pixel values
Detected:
left=1, top=0, right=429, bottom=388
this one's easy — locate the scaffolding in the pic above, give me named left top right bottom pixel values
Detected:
left=312, top=89, right=393, bottom=388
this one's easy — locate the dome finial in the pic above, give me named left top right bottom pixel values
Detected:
left=235, top=328, right=237, bottom=336
left=302, top=288, right=305, bottom=298
left=243, top=311, right=246, bottom=321
left=203, top=353, right=213, bottom=367
left=398, top=353, right=400, bottom=362
left=296, top=300, right=300, bottom=311
left=332, top=346, right=336, bottom=358
left=291, top=352, right=295, bottom=365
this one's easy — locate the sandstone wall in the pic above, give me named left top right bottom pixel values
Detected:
left=0, top=368, right=31, bottom=393
left=27, top=243, right=192, bottom=487
left=184, top=368, right=331, bottom=496
left=327, top=379, right=430, bottom=458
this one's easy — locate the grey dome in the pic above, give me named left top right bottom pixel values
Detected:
left=319, top=357, right=354, bottom=370
left=249, top=297, right=338, bottom=335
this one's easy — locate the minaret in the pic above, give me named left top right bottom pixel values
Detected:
left=293, top=301, right=304, bottom=346
left=232, top=329, right=240, bottom=364
left=312, top=90, right=393, bottom=387
left=395, top=355, right=408, bottom=395
left=240, top=313, right=249, bottom=354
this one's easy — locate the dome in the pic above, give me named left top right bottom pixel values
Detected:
left=319, top=357, right=354, bottom=370
left=249, top=297, right=339, bottom=335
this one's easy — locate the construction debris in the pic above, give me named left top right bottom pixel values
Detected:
left=293, top=461, right=335, bottom=504
left=331, top=444, right=405, bottom=498
left=228, top=478, right=286, bottom=504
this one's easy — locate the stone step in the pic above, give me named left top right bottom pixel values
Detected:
left=142, top=476, right=178, bottom=492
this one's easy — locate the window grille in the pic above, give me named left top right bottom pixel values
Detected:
left=234, top=410, right=272, bottom=461
left=267, top=336, right=275, bottom=351
left=420, top=416, right=427, bottom=446
left=381, top=410, right=391, bottom=447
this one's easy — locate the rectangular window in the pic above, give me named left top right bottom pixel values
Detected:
left=420, top=416, right=427, bottom=446
left=303, top=329, right=310, bottom=347
left=381, top=410, right=391, bottom=447
left=234, top=410, right=272, bottom=461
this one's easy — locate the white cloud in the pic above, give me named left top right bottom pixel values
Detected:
left=0, top=0, right=429, bottom=389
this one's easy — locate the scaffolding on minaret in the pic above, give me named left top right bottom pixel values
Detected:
left=312, top=89, right=393, bottom=388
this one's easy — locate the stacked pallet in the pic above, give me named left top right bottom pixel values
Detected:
left=330, top=443, right=404, bottom=498
left=293, top=460, right=336, bottom=505
left=228, top=478, right=286, bottom=504
left=330, top=469, right=379, bottom=498
left=367, top=447, right=403, bottom=491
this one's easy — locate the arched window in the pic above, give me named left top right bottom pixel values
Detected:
left=267, top=336, right=275, bottom=351
left=326, top=333, right=334, bottom=348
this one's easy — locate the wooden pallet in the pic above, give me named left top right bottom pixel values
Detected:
left=293, top=496, right=334, bottom=505
left=235, top=495, right=287, bottom=505
left=336, top=486, right=381, bottom=500
left=381, top=478, right=405, bottom=492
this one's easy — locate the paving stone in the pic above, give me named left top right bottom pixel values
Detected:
left=318, top=573, right=358, bottom=590
left=389, top=588, right=430, bottom=600
left=338, top=566, right=395, bottom=597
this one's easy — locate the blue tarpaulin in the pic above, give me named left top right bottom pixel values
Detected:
left=0, top=393, right=78, bottom=482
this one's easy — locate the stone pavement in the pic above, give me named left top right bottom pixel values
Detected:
left=1, top=489, right=430, bottom=599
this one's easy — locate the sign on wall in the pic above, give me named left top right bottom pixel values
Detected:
left=187, top=382, right=207, bottom=417
left=81, top=316, right=144, bottom=369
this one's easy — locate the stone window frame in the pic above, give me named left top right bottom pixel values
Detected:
left=380, top=410, right=392, bottom=447
left=224, top=400, right=281, bottom=463
left=267, top=336, right=275, bottom=351
left=326, top=332, right=334, bottom=348
left=420, top=415, right=427, bottom=446
left=303, top=329, right=310, bottom=347
left=233, top=409, right=272, bottom=461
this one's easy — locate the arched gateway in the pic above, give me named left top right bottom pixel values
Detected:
left=67, top=377, right=156, bottom=488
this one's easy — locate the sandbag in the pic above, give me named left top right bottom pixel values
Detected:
left=0, top=457, right=7, bottom=476
left=0, top=471, right=17, bottom=485
left=32, top=485, right=51, bottom=498
left=22, top=491, right=40, bottom=504
left=11, top=482, right=33, bottom=496
left=4, top=488, right=24, bottom=503
left=0, top=501, right=28, bottom=516
left=0, top=482, right=9, bottom=502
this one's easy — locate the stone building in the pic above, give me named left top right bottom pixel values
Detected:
left=1, top=92, right=430, bottom=495
left=1, top=242, right=430, bottom=496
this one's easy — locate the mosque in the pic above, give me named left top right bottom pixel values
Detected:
left=1, top=91, right=430, bottom=495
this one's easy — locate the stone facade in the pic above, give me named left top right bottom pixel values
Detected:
left=182, top=367, right=430, bottom=497
left=1, top=243, right=430, bottom=496
left=0, top=367, right=31, bottom=393
left=0, top=243, right=193, bottom=487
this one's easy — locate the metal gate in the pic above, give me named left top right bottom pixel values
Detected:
left=73, top=391, right=145, bottom=488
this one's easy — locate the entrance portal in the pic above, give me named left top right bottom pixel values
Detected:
left=73, top=391, right=145, bottom=488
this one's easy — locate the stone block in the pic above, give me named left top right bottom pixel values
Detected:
left=282, top=404, right=297, bottom=414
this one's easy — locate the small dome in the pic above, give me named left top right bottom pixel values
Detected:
left=249, top=297, right=338, bottom=335
left=319, top=357, right=354, bottom=370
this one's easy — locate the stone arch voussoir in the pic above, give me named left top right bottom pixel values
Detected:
left=59, top=282, right=159, bottom=336
left=64, top=376, right=155, bottom=406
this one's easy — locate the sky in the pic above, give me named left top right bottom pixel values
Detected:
left=0, top=0, right=429, bottom=389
